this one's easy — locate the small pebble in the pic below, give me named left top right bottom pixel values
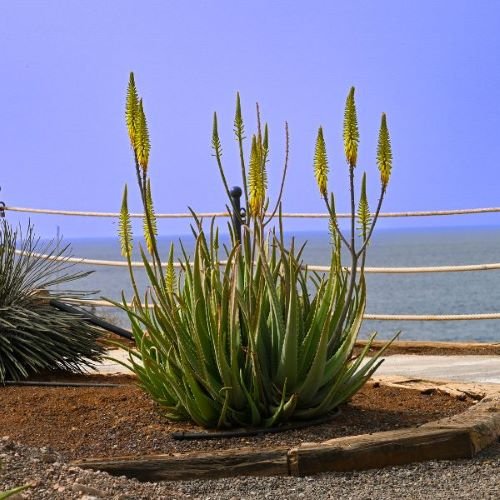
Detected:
left=71, top=483, right=106, bottom=497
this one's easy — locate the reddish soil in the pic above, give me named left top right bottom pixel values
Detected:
left=0, top=374, right=473, bottom=461
left=354, top=340, right=500, bottom=356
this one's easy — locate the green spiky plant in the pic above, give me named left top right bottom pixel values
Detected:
left=0, top=220, right=105, bottom=382
left=0, top=485, right=30, bottom=499
left=117, top=74, right=396, bottom=428
left=0, top=460, right=29, bottom=499
left=0, top=458, right=29, bottom=500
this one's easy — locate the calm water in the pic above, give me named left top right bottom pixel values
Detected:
left=66, top=226, right=500, bottom=343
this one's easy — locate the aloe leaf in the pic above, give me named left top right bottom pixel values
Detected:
left=257, top=238, right=285, bottom=347
left=261, top=378, right=286, bottom=427
left=276, top=253, right=299, bottom=388
left=0, top=485, right=31, bottom=499
left=323, top=281, right=365, bottom=384
left=238, top=368, right=261, bottom=426
left=297, top=319, right=330, bottom=404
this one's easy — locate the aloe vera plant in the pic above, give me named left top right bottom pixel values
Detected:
left=117, top=74, right=396, bottom=428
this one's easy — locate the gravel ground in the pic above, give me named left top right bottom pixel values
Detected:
left=1, top=436, right=498, bottom=499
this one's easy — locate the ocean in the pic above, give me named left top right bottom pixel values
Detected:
left=66, top=226, right=500, bottom=343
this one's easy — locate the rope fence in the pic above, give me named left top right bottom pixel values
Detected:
left=4, top=203, right=500, bottom=322
left=5, top=205, right=500, bottom=219
left=64, top=298, right=500, bottom=321
left=363, top=313, right=500, bottom=321
left=16, top=249, right=500, bottom=274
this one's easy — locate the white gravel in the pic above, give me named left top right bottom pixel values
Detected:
left=1, top=436, right=498, bottom=499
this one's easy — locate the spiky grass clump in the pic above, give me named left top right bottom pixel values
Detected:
left=0, top=220, right=105, bottom=382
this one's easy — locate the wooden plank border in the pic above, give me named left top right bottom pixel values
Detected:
left=288, top=427, right=474, bottom=475
left=74, top=447, right=290, bottom=482
left=72, top=390, right=499, bottom=482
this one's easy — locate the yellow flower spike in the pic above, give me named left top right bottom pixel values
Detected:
left=125, top=72, right=139, bottom=149
left=165, top=243, right=177, bottom=294
left=313, top=126, right=329, bottom=197
left=135, top=99, right=151, bottom=171
left=263, top=123, right=269, bottom=153
left=248, top=134, right=266, bottom=217
left=357, top=172, right=371, bottom=240
left=343, top=87, right=359, bottom=168
left=234, top=93, right=244, bottom=141
left=261, top=123, right=269, bottom=193
left=118, top=185, right=133, bottom=258
left=212, top=112, right=223, bottom=158
left=143, top=179, right=157, bottom=255
left=377, top=113, right=392, bottom=188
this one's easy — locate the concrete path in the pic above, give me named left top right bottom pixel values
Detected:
left=375, top=354, right=500, bottom=384
left=98, top=349, right=500, bottom=384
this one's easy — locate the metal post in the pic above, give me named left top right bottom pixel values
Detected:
left=0, top=186, right=5, bottom=243
left=229, top=186, right=244, bottom=243
left=0, top=186, right=5, bottom=218
left=50, top=299, right=133, bottom=340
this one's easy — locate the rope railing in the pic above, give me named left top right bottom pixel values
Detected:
left=363, top=313, right=500, bottom=321
left=14, top=250, right=500, bottom=274
left=4, top=206, right=228, bottom=218
left=5, top=205, right=500, bottom=219
left=64, top=298, right=500, bottom=321
left=5, top=202, right=500, bottom=323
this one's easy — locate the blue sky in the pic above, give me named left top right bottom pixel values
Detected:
left=1, top=1, right=500, bottom=238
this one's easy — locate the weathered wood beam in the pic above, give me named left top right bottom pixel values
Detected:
left=288, top=427, right=473, bottom=476
left=73, top=446, right=290, bottom=482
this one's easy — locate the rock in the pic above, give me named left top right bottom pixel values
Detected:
left=71, top=482, right=107, bottom=497
left=39, top=447, right=59, bottom=464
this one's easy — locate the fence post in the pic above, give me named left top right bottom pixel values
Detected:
left=0, top=186, right=5, bottom=219
left=229, top=186, right=244, bottom=243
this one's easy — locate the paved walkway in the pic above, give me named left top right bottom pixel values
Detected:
left=99, top=350, right=500, bottom=384
left=375, top=354, right=500, bottom=384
